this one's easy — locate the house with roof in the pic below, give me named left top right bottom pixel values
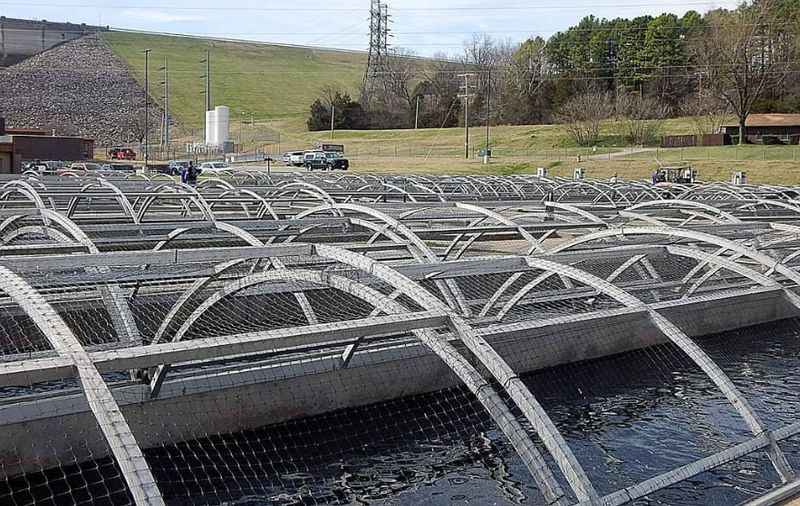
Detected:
left=720, top=114, right=800, bottom=144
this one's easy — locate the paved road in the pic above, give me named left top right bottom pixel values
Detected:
left=584, top=147, right=656, bottom=161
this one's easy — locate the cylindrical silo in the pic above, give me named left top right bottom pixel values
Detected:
left=205, top=109, right=217, bottom=146
left=215, top=106, right=230, bottom=146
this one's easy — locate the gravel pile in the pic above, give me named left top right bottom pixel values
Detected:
left=0, top=35, right=162, bottom=146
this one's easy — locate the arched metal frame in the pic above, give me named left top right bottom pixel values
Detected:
left=0, top=266, right=164, bottom=505
left=4, top=174, right=800, bottom=506
left=149, top=264, right=573, bottom=504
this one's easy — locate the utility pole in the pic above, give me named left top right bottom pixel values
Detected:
left=484, top=69, right=491, bottom=164
left=330, top=103, right=335, bottom=140
left=159, top=57, right=169, bottom=150
left=458, top=73, right=475, bottom=160
left=205, top=50, right=211, bottom=111
left=201, top=50, right=211, bottom=142
left=239, top=112, right=245, bottom=150
left=143, top=48, right=151, bottom=170
left=414, top=95, right=420, bottom=129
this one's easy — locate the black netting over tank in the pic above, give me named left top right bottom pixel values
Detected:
left=0, top=173, right=798, bottom=506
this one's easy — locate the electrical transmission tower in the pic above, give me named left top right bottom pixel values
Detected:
left=361, top=0, right=391, bottom=107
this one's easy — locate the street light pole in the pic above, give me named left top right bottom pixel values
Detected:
left=143, top=48, right=151, bottom=170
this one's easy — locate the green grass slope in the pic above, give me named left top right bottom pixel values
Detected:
left=104, top=31, right=366, bottom=127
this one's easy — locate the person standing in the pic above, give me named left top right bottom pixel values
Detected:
left=187, top=161, right=199, bottom=186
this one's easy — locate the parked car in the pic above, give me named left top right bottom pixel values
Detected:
left=167, top=160, right=192, bottom=176
left=286, top=151, right=305, bottom=167
left=23, top=160, right=65, bottom=174
left=108, top=147, right=137, bottom=160
left=304, top=151, right=349, bottom=171
left=199, top=161, right=230, bottom=173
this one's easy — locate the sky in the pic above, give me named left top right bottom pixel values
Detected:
left=3, top=0, right=741, bottom=56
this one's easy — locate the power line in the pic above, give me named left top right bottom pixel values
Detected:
left=10, top=60, right=798, bottom=75
left=0, top=1, right=739, bottom=11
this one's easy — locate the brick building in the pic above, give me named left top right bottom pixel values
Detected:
left=0, top=118, right=94, bottom=173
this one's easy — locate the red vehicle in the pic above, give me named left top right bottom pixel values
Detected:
left=108, top=147, right=137, bottom=160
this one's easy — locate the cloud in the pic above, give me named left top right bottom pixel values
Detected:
left=120, top=9, right=206, bottom=23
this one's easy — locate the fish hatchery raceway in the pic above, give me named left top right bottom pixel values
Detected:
left=0, top=35, right=162, bottom=145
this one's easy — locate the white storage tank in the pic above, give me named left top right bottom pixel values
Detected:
left=215, top=106, right=230, bottom=146
left=205, top=109, right=217, bottom=146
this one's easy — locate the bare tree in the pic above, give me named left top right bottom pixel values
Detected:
left=556, top=91, right=614, bottom=146
left=691, top=1, right=798, bottom=144
left=383, top=48, right=418, bottom=117
left=318, top=84, right=340, bottom=109
left=497, top=37, right=552, bottom=124
left=615, top=91, right=670, bottom=145
left=125, top=109, right=148, bottom=144
left=684, top=90, right=732, bottom=137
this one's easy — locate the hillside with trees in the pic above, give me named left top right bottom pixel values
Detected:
left=308, top=0, right=800, bottom=145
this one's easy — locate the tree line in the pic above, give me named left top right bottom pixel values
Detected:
left=309, top=0, right=799, bottom=146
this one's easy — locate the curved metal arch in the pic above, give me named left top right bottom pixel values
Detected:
left=148, top=173, right=175, bottom=182
left=550, top=226, right=800, bottom=295
left=272, top=181, right=338, bottom=207
left=311, top=244, right=601, bottom=503
left=626, top=199, right=742, bottom=224
left=152, top=265, right=570, bottom=504
left=346, top=216, right=469, bottom=314
left=736, top=199, right=800, bottom=215
left=150, top=259, right=253, bottom=346
left=408, top=182, right=448, bottom=201
left=617, top=180, right=663, bottom=201
left=544, top=201, right=609, bottom=226
left=143, top=220, right=318, bottom=326
left=677, top=184, right=752, bottom=201
left=406, top=174, right=446, bottom=195
left=617, top=210, right=669, bottom=227
left=196, top=178, right=236, bottom=191
left=0, top=266, right=164, bottom=505
left=0, top=180, right=50, bottom=224
left=124, top=172, right=150, bottom=181
left=496, top=256, right=793, bottom=481
left=9, top=209, right=145, bottom=348
left=454, top=203, right=546, bottom=255
left=295, top=203, right=471, bottom=316
left=55, top=169, right=83, bottom=178
left=135, top=184, right=216, bottom=223
left=65, top=180, right=138, bottom=223
left=204, top=188, right=255, bottom=219
left=196, top=186, right=279, bottom=221
left=0, top=208, right=96, bottom=251
left=665, top=245, right=783, bottom=299
left=678, top=208, right=731, bottom=226
left=442, top=215, right=495, bottom=261
left=551, top=180, right=631, bottom=207
left=2, top=225, right=73, bottom=246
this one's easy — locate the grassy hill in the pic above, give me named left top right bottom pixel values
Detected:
left=103, top=31, right=366, bottom=128
left=266, top=117, right=800, bottom=184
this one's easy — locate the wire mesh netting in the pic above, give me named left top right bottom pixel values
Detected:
left=0, top=172, right=799, bottom=505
